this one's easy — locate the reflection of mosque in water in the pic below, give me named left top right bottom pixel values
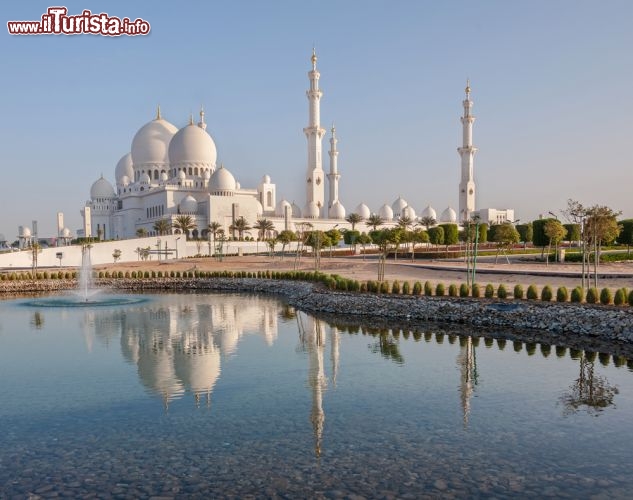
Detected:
left=82, top=294, right=279, bottom=408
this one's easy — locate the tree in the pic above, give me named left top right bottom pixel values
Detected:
left=112, top=249, right=122, bottom=263
left=325, top=228, right=342, bottom=257
left=229, top=216, right=251, bottom=241
left=418, top=216, right=436, bottom=231
left=153, top=219, right=171, bottom=236
left=345, top=213, right=363, bottom=231
left=532, top=218, right=556, bottom=253
left=277, top=230, right=296, bottom=259
left=369, top=228, right=400, bottom=280
left=397, top=215, right=413, bottom=230
left=254, top=218, right=275, bottom=241
left=492, top=223, right=520, bottom=263
left=564, top=223, right=581, bottom=243
left=617, top=219, right=633, bottom=255
left=136, top=228, right=148, bottom=238
left=411, top=228, right=429, bottom=259
left=366, top=214, right=384, bottom=231
left=428, top=226, right=444, bottom=247
left=585, top=205, right=621, bottom=287
left=544, top=219, right=566, bottom=263
left=173, top=215, right=196, bottom=239
left=357, top=232, right=372, bottom=258
left=439, top=223, right=459, bottom=248
left=477, top=223, right=488, bottom=244
left=343, top=229, right=361, bottom=253
left=516, top=223, right=533, bottom=245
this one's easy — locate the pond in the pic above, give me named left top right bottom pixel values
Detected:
left=0, top=292, right=632, bottom=498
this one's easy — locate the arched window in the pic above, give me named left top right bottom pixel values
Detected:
left=194, top=167, right=199, bottom=176
left=188, top=167, right=193, bottom=175
left=267, top=191, right=272, bottom=207
left=154, top=170, right=159, bottom=180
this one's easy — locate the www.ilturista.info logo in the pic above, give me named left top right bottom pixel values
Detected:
left=7, top=6, right=150, bottom=36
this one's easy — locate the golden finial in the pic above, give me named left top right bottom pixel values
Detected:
left=465, top=78, right=471, bottom=95
left=189, top=113, right=194, bottom=126
left=331, top=122, right=335, bottom=134
left=155, top=104, right=162, bottom=120
left=311, top=47, right=317, bottom=67
left=199, top=105, right=205, bottom=123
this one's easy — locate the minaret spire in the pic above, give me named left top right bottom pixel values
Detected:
left=327, top=124, right=341, bottom=214
left=198, top=106, right=207, bottom=130
left=303, top=48, right=326, bottom=218
left=457, top=80, right=477, bottom=223
left=155, top=104, right=162, bottom=120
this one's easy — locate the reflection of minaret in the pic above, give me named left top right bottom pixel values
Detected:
left=330, top=326, right=339, bottom=388
left=457, top=336, right=477, bottom=427
left=308, top=318, right=327, bottom=458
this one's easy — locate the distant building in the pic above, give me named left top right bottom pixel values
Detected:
left=475, top=208, right=515, bottom=225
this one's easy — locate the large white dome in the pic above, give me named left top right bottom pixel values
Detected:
left=179, top=195, right=198, bottom=214
left=275, top=199, right=292, bottom=217
left=328, top=200, right=346, bottom=219
left=391, top=196, right=408, bottom=218
left=90, top=176, right=115, bottom=199
left=209, top=165, right=236, bottom=195
left=440, top=206, right=457, bottom=223
left=131, top=114, right=178, bottom=167
left=115, top=153, right=133, bottom=183
left=402, top=205, right=416, bottom=220
left=303, top=201, right=320, bottom=219
left=420, top=204, right=437, bottom=220
left=378, top=204, right=394, bottom=221
left=168, top=122, right=217, bottom=171
left=354, top=203, right=371, bottom=219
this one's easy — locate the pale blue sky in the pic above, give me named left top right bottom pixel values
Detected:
left=1, top=0, right=631, bottom=237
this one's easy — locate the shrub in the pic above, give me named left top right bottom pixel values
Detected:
left=435, top=283, right=445, bottom=296
left=527, top=285, right=538, bottom=300
left=448, top=284, right=458, bottom=297
left=586, top=287, right=598, bottom=304
left=326, top=277, right=337, bottom=290
left=65, top=272, right=71, bottom=279
left=513, top=284, right=524, bottom=299
left=98, top=271, right=104, bottom=278
left=144, top=271, right=150, bottom=278
left=118, top=271, right=123, bottom=278
left=556, top=286, right=568, bottom=302
left=350, top=280, right=360, bottom=292
left=600, top=288, right=612, bottom=305
left=472, top=283, right=481, bottom=298
left=497, top=284, right=507, bottom=299
left=157, top=271, right=163, bottom=278
left=629, top=289, right=633, bottom=306
left=130, top=271, right=136, bottom=278
left=360, top=282, right=367, bottom=293
left=412, top=281, right=422, bottom=295
left=402, top=281, right=410, bottom=295
left=571, top=286, right=583, bottom=303
left=379, top=281, right=390, bottom=294
left=484, top=284, right=494, bottom=299
left=424, top=281, right=433, bottom=296
left=459, top=283, right=470, bottom=297
left=614, top=288, right=626, bottom=306
left=541, top=285, right=553, bottom=302
left=392, top=280, right=401, bottom=294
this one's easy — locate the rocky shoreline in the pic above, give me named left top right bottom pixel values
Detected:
left=2, top=277, right=633, bottom=357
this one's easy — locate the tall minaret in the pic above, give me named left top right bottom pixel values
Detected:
left=458, top=80, right=477, bottom=223
left=303, top=49, right=326, bottom=217
left=327, top=124, right=340, bottom=211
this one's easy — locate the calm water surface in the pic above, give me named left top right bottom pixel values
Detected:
left=1, top=292, right=632, bottom=499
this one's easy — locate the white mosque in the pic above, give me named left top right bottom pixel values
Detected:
left=81, top=50, right=512, bottom=241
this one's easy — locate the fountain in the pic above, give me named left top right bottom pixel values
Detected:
left=21, top=243, right=147, bottom=308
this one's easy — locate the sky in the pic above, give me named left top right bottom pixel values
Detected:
left=1, top=0, right=632, bottom=238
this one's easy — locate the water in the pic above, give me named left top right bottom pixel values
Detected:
left=1, top=292, right=632, bottom=498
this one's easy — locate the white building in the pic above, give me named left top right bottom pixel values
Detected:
left=474, top=208, right=516, bottom=225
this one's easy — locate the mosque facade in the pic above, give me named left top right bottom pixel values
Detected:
left=81, top=51, right=512, bottom=241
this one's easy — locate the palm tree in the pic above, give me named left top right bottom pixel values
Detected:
left=253, top=218, right=275, bottom=240
left=230, top=216, right=251, bottom=241
left=366, top=214, right=384, bottom=231
left=173, top=215, right=196, bottom=239
left=345, top=212, right=363, bottom=231
left=419, top=216, right=436, bottom=231
left=153, top=218, right=172, bottom=236
left=136, top=227, right=148, bottom=238
left=397, top=215, right=413, bottom=230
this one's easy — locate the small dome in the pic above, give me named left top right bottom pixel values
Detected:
left=291, top=202, right=302, bottom=218
left=139, top=173, right=151, bottom=185
left=62, top=227, right=71, bottom=238
left=120, top=175, right=130, bottom=187
left=402, top=205, right=416, bottom=220
left=179, top=195, right=198, bottom=214
left=420, top=204, right=437, bottom=220
left=115, top=153, right=133, bottom=184
left=160, top=172, right=169, bottom=182
left=209, top=165, right=236, bottom=195
left=20, top=227, right=32, bottom=238
left=303, top=201, right=320, bottom=219
left=91, top=176, right=116, bottom=199
left=204, top=170, right=211, bottom=180
left=131, top=114, right=178, bottom=167
left=275, top=199, right=292, bottom=217
left=262, top=174, right=271, bottom=184
left=168, top=122, right=217, bottom=170
left=440, top=206, right=457, bottom=223
left=354, top=203, right=371, bottom=219
left=378, top=204, right=394, bottom=221
left=177, top=170, right=186, bottom=180
left=328, top=200, right=346, bottom=219
left=391, top=196, right=408, bottom=218
left=235, top=181, right=241, bottom=190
